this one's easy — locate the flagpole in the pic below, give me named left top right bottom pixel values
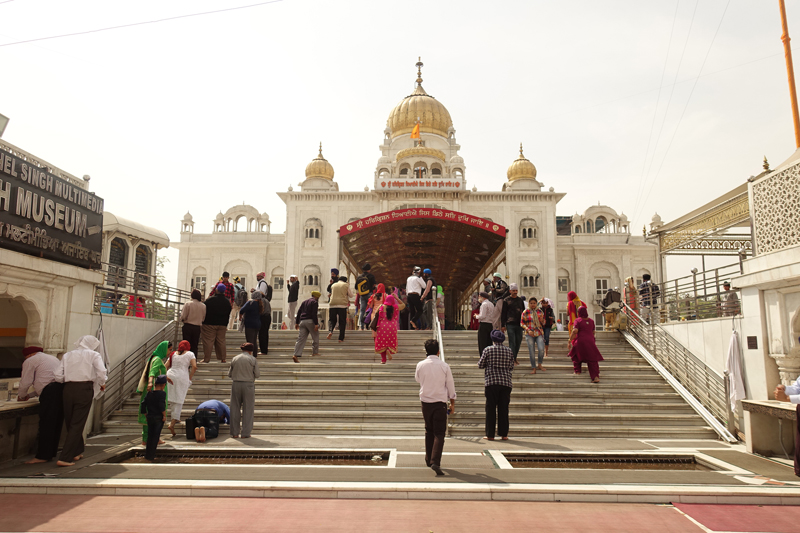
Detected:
left=779, top=0, right=800, bottom=148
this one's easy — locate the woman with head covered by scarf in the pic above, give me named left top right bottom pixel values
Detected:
left=371, top=294, right=400, bottom=364
left=165, top=340, right=196, bottom=436
left=567, top=307, right=604, bottom=382
left=55, top=336, right=107, bottom=467
left=566, top=291, right=585, bottom=337
left=136, top=340, right=171, bottom=446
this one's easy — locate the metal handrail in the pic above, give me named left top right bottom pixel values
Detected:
left=432, top=311, right=445, bottom=363
left=650, top=262, right=743, bottom=323
left=94, top=320, right=178, bottom=427
left=621, top=304, right=736, bottom=442
left=93, top=262, right=192, bottom=322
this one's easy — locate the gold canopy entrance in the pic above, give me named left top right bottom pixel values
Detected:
left=338, top=208, right=507, bottom=320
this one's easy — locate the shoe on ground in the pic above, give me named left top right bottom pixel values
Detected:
left=431, top=464, right=445, bottom=476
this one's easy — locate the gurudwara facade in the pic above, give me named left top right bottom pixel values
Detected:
left=173, top=62, right=658, bottom=327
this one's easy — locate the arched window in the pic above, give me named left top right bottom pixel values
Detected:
left=304, top=218, right=323, bottom=247
left=595, top=216, right=607, bottom=233
left=586, top=220, right=594, bottom=233
left=135, top=245, right=152, bottom=291
left=575, top=226, right=582, bottom=234
left=413, top=161, right=427, bottom=180
left=520, top=218, right=538, bottom=246
left=108, top=237, right=128, bottom=287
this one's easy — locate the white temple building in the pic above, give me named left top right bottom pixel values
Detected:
left=173, top=61, right=657, bottom=328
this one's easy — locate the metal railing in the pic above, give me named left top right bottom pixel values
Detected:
left=93, top=262, right=192, bottom=322
left=652, top=262, right=742, bottom=323
left=92, top=320, right=178, bottom=430
left=621, top=304, right=736, bottom=442
left=432, top=310, right=446, bottom=363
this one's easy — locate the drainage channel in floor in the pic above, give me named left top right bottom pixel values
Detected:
left=102, top=449, right=392, bottom=466
left=501, top=453, right=712, bottom=471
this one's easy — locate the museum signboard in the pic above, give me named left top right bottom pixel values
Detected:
left=0, top=147, right=103, bottom=269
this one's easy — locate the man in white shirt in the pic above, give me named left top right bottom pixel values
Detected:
left=415, top=339, right=456, bottom=476
left=255, top=271, right=272, bottom=302
left=774, top=379, right=800, bottom=477
left=55, top=335, right=107, bottom=467
left=17, top=346, right=63, bottom=464
left=406, top=267, right=424, bottom=330
left=474, top=292, right=496, bottom=357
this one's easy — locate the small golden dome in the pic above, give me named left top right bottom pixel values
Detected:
left=386, top=59, right=453, bottom=139
left=506, top=143, right=537, bottom=181
left=305, top=143, right=334, bottom=180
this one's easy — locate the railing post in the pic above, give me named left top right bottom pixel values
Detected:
left=714, top=268, right=721, bottom=318
left=691, top=269, right=699, bottom=319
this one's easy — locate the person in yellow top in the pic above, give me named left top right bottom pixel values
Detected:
left=566, top=291, right=585, bottom=336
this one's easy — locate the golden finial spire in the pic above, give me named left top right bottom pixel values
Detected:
left=415, top=57, right=423, bottom=86
left=318, top=142, right=323, bottom=158
left=763, top=155, right=770, bottom=171
left=519, top=143, right=525, bottom=159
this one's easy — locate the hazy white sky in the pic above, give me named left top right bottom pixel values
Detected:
left=2, top=0, right=796, bottom=284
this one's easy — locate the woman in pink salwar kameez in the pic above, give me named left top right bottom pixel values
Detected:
left=567, top=307, right=604, bottom=383
left=371, top=294, right=399, bottom=364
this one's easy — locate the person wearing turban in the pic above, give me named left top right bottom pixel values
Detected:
left=165, top=340, right=197, bottom=436
left=55, top=336, right=107, bottom=466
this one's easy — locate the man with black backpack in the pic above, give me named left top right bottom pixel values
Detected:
left=638, top=274, right=660, bottom=325
left=355, top=263, right=376, bottom=331
left=233, top=277, right=248, bottom=330
left=421, top=269, right=437, bottom=330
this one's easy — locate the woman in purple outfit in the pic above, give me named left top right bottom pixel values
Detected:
left=567, top=307, right=604, bottom=383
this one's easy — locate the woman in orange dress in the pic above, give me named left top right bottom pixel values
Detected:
left=566, top=291, right=585, bottom=336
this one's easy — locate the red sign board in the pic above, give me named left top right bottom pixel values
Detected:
left=339, top=208, right=506, bottom=237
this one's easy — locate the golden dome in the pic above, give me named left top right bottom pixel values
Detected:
left=507, top=143, right=537, bottom=181
left=305, top=143, right=334, bottom=180
left=386, top=59, right=453, bottom=139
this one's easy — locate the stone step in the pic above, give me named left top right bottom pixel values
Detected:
left=100, top=420, right=717, bottom=439
left=114, top=399, right=698, bottom=415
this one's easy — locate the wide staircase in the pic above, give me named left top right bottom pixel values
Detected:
left=102, top=329, right=718, bottom=439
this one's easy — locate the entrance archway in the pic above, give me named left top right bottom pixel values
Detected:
left=339, top=208, right=507, bottom=326
left=0, top=297, right=31, bottom=378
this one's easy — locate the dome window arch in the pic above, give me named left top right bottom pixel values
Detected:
left=413, top=161, right=428, bottom=180
left=574, top=225, right=582, bottom=234
left=399, top=163, right=411, bottom=176
left=303, top=265, right=321, bottom=289
left=378, top=168, right=390, bottom=181
left=304, top=218, right=323, bottom=247
left=520, top=265, right=540, bottom=290
left=453, top=168, right=464, bottom=180
left=519, top=218, right=538, bottom=246
left=430, top=162, right=443, bottom=176
left=107, top=237, right=128, bottom=287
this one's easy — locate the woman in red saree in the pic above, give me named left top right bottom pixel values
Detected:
left=371, top=294, right=399, bottom=364
left=567, top=306, right=604, bottom=382
left=566, top=291, right=585, bottom=336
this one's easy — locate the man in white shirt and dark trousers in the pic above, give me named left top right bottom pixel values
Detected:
left=17, top=346, right=63, bottom=464
left=415, top=338, right=456, bottom=476
left=54, top=335, right=107, bottom=467
left=406, top=267, right=424, bottom=330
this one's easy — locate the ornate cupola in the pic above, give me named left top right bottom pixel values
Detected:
left=305, top=143, right=335, bottom=180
